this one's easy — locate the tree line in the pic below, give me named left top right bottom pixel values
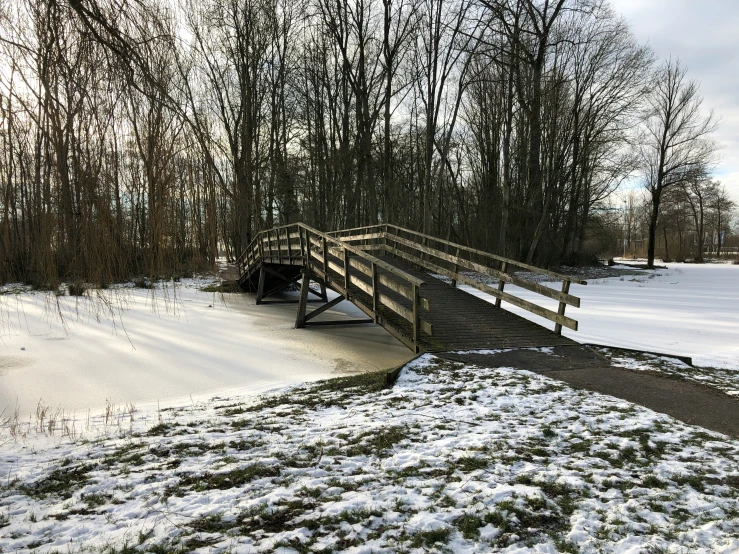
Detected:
left=0, top=0, right=729, bottom=286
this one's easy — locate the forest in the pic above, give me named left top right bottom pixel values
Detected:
left=0, top=0, right=734, bottom=286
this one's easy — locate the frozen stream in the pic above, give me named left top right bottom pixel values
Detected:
left=466, top=262, right=739, bottom=370
left=0, top=281, right=412, bottom=416
left=1, top=262, right=737, bottom=418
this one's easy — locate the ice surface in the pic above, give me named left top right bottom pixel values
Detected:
left=464, top=263, right=739, bottom=370
left=0, top=280, right=412, bottom=415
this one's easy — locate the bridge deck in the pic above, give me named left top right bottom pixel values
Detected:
left=376, top=258, right=575, bottom=352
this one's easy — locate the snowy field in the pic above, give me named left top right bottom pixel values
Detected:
left=0, top=264, right=738, bottom=552
left=472, top=262, right=739, bottom=371
left=0, top=355, right=736, bottom=553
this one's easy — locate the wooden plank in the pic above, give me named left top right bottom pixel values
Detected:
left=555, top=280, right=571, bottom=335
left=302, top=225, right=426, bottom=287
left=384, top=224, right=587, bottom=285
left=327, top=224, right=386, bottom=237
left=304, top=294, right=345, bottom=322
left=386, top=234, right=581, bottom=308
left=385, top=245, right=578, bottom=331
left=335, top=232, right=385, bottom=242
left=348, top=256, right=430, bottom=310
left=309, top=266, right=431, bottom=343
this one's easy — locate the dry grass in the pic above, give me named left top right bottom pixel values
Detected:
left=1, top=398, right=138, bottom=441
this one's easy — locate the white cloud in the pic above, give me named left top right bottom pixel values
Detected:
left=612, top=0, right=739, bottom=202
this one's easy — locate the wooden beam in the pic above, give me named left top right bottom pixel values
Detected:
left=304, top=294, right=345, bottom=322
left=385, top=245, right=578, bottom=331
left=386, top=234, right=581, bottom=308
left=384, top=224, right=587, bottom=285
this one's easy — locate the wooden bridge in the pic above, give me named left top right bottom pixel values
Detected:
left=237, top=223, right=586, bottom=353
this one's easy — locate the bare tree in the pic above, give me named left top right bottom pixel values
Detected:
left=638, top=58, right=717, bottom=268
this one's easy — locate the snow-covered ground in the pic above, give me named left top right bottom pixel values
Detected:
left=1, top=262, right=737, bottom=421
left=470, top=262, right=739, bottom=371
left=1, top=355, right=736, bottom=553
left=0, top=279, right=412, bottom=416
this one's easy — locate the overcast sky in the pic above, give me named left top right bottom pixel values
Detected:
left=613, top=0, right=739, bottom=202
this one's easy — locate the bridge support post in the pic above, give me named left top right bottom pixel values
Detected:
left=295, top=270, right=312, bottom=328
left=256, top=266, right=266, bottom=305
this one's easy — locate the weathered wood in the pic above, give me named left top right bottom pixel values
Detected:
left=308, top=266, right=421, bottom=350
left=496, top=261, right=507, bottom=308
left=304, top=294, right=345, bottom=322
left=256, top=266, right=266, bottom=305
left=240, top=222, right=582, bottom=353
left=413, top=284, right=420, bottom=351
left=554, top=280, right=571, bottom=335
left=385, top=224, right=587, bottom=285
left=347, top=256, right=430, bottom=310
left=294, top=271, right=311, bottom=328
left=343, top=248, right=350, bottom=294
left=334, top=232, right=385, bottom=242
left=451, top=247, right=460, bottom=288
left=305, top=318, right=375, bottom=326
left=386, top=234, right=581, bottom=308
left=371, top=262, right=379, bottom=323
left=385, top=245, right=578, bottom=331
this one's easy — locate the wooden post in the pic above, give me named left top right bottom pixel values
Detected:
left=295, top=270, right=311, bottom=328
left=256, top=266, right=266, bottom=305
left=451, top=247, right=460, bottom=288
left=343, top=247, right=350, bottom=296
left=413, top=283, right=420, bottom=352
left=554, top=280, right=571, bottom=335
left=299, top=227, right=311, bottom=268
left=286, top=228, right=292, bottom=262
left=322, top=237, right=329, bottom=281
left=495, top=261, right=507, bottom=308
left=371, top=262, right=379, bottom=322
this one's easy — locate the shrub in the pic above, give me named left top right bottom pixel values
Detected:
left=68, top=282, right=87, bottom=296
left=561, top=251, right=601, bottom=267
left=133, top=277, right=154, bottom=289
left=31, top=282, right=60, bottom=293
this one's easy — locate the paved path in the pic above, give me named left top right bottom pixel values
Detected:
left=441, top=346, right=739, bottom=439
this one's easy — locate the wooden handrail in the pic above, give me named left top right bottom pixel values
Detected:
left=329, top=223, right=586, bottom=335
left=238, top=222, right=433, bottom=351
left=385, top=224, right=586, bottom=285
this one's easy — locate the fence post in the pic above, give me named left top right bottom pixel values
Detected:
left=371, top=262, right=379, bottom=322
left=303, top=228, right=310, bottom=268
left=495, top=261, right=507, bottom=308
left=322, top=237, right=329, bottom=282
left=451, top=247, right=460, bottom=288
left=343, top=247, right=350, bottom=295
left=554, top=280, right=571, bottom=335
left=413, top=283, right=420, bottom=352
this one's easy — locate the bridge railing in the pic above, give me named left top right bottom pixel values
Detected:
left=238, top=223, right=433, bottom=351
left=329, top=224, right=585, bottom=334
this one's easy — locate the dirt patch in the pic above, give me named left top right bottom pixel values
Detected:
left=441, top=346, right=739, bottom=439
